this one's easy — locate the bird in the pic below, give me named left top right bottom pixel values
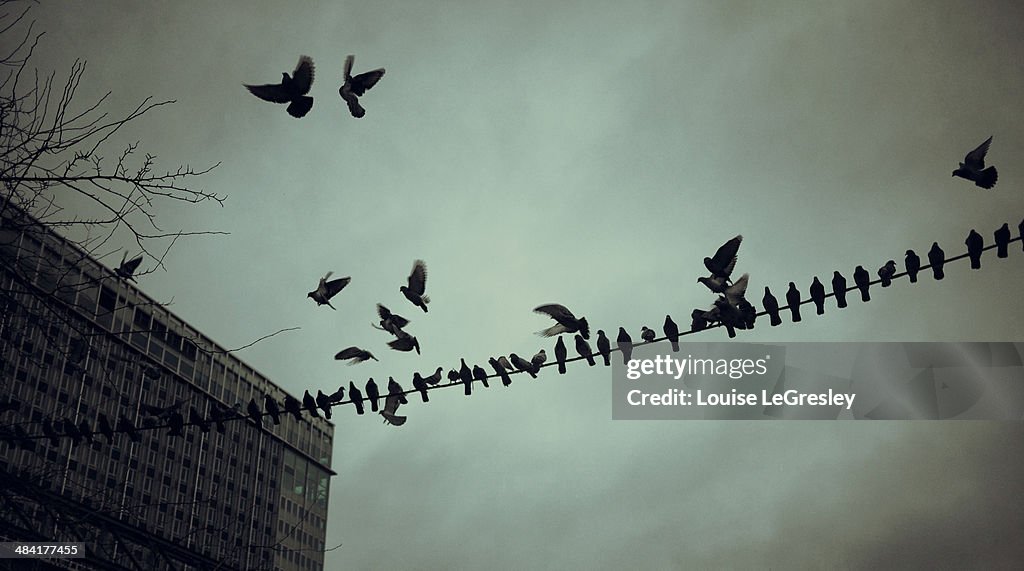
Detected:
left=762, top=287, right=782, bottom=326
left=575, top=334, right=595, bottom=366
left=809, top=277, right=826, bottom=315
left=264, top=395, right=281, bottom=425
left=328, top=385, right=346, bottom=403
left=554, top=336, right=568, bottom=374
left=334, top=347, right=378, bottom=364
left=247, top=399, right=263, bottom=428
left=97, top=414, right=115, bottom=443
left=878, top=261, right=896, bottom=287
left=662, top=316, right=681, bottom=351
left=447, top=369, right=460, bottom=384
left=208, top=407, right=228, bottom=433
left=904, top=251, right=921, bottom=283
left=400, top=260, right=430, bottom=312
left=374, top=304, right=411, bottom=337
left=283, top=395, right=303, bottom=421
left=723, top=273, right=749, bottom=308
left=994, top=223, right=1011, bottom=258
left=459, top=359, right=474, bottom=394
left=412, top=374, right=429, bottom=402
left=167, top=412, right=184, bottom=437
left=533, top=304, right=590, bottom=339
left=365, top=378, right=380, bottom=412
left=77, top=420, right=94, bottom=443
left=703, top=235, right=742, bottom=281
left=115, top=252, right=144, bottom=281
left=302, top=390, right=321, bottom=419
left=387, top=333, right=421, bottom=354
left=596, top=330, right=612, bottom=366
left=928, top=243, right=945, bottom=280
left=965, top=229, right=984, bottom=269
left=339, top=54, right=385, bottom=118
left=952, top=136, right=997, bottom=189
left=690, top=309, right=709, bottom=332
left=316, top=390, right=333, bottom=420
left=422, top=367, right=443, bottom=386
left=640, top=326, right=655, bottom=343
left=387, top=377, right=409, bottom=406
left=380, top=393, right=407, bottom=426
left=307, top=272, right=351, bottom=309
left=531, top=350, right=547, bottom=373
left=189, top=406, right=210, bottom=433
left=41, top=419, right=59, bottom=446
left=785, top=282, right=802, bottom=322
left=117, top=415, right=141, bottom=442
left=489, top=357, right=513, bottom=387
left=510, top=353, right=538, bottom=378
left=853, top=266, right=871, bottom=302
left=244, top=55, right=315, bottom=118
left=497, top=356, right=514, bottom=373
left=616, top=327, right=633, bottom=365
left=697, top=275, right=729, bottom=294
left=472, top=365, right=490, bottom=389
left=349, top=382, right=365, bottom=415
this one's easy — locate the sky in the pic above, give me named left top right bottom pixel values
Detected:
left=24, top=0, right=1024, bottom=568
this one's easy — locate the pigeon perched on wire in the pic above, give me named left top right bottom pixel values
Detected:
left=167, top=413, right=184, bottom=438
left=308, top=272, right=351, bottom=309
left=303, top=390, right=320, bottom=419
left=245, top=55, right=316, bottom=118
left=412, top=374, right=429, bottom=402
left=762, top=287, right=782, bottom=326
left=663, top=316, right=680, bottom=352
left=328, top=385, right=346, bottom=403
left=97, top=414, right=116, bottom=443
left=994, top=223, right=1011, bottom=258
left=365, top=378, right=380, bottom=412
left=952, top=136, right=997, bottom=189
left=373, top=304, right=411, bottom=337
left=640, top=326, right=656, bottom=343
left=387, top=333, right=421, bottom=354
left=283, top=395, right=303, bottom=421
left=554, top=336, right=568, bottom=374
left=489, top=357, right=513, bottom=387
left=472, top=365, right=490, bottom=389
left=575, top=334, right=596, bottom=366
left=264, top=395, right=281, bottom=424
left=703, top=235, right=742, bottom=282
left=831, top=271, right=848, bottom=308
left=400, top=260, right=430, bottom=312
left=531, top=350, right=547, bottom=373
left=785, top=282, right=802, bottom=322
left=459, top=359, right=474, bottom=394
left=904, top=251, right=921, bottom=283
left=878, top=261, right=896, bottom=287
left=616, top=327, right=633, bottom=365
left=247, top=399, right=264, bottom=428
left=928, top=243, right=946, bottom=280
left=348, top=382, right=365, bottom=414
left=965, top=230, right=984, bottom=269
left=339, top=54, right=385, bottom=118
left=422, top=367, right=443, bottom=385
left=533, top=304, right=590, bottom=339
left=117, top=415, right=141, bottom=442
left=809, top=277, right=826, bottom=315
left=334, top=347, right=378, bottom=364
left=316, top=390, right=333, bottom=419
left=510, top=353, right=538, bottom=378
left=690, top=309, right=709, bottom=332
left=596, top=330, right=611, bottom=366
left=115, top=252, right=144, bottom=281
left=853, top=266, right=871, bottom=302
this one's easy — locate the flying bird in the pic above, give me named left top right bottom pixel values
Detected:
left=663, top=316, right=681, bottom=351
left=965, top=229, right=984, bottom=269
left=809, top=277, right=826, bottom=315
left=878, top=261, right=896, bottom=287
left=952, top=136, right=998, bottom=189
left=596, top=330, right=612, bottom=366
left=348, top=381, right=365, bottom=414
left=245, top=55, right=315, bottom=118
left=308, top=272, right=351, bottom=309
left=339, top=54, right=385, bottom=118
left=387, top=333, right=421, bottom=354
left=380, top=393, right=407, bottom=426
left=334, top=347, right=379, bottom=364
left=928, top=243, right=945, bottom=280
left=374, top=304, right=410, bottom=336
left=904, top=251, right=921, bottom=283
left=533, top=304, right=590, bottom=339
left=640, top=326, right=656, bottom=343
left=489, top=357, right=513, bottom=387
left=762, top=287, right=782, bottom=326
left=365, top=378, right=380, bottom=412
left=554, top=336, right=568, bottom=374
left=723, top=273, right=749, bottom=308
left=785, top=282, right=802, bottom=322
left=400, top=260, right=430, bottom=312
left=704, top=235, right=742, bottom=280
left=115, top=252, right=144, bottom=281
left=994, top=223, right=1011, bottom=258
left=616, top=327, right=633, bottom=365
left=853, top=266, right=871, bottom=302
left=510, top=353, right=538, bottom=378
left=575, top=334, right=595, bottom=366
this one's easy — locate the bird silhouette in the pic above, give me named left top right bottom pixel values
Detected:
left=489, top=357, right=513, bottom=387
left=283, top=395, right=303, bottom=421
left=640, top=326, right=656, bottom=343
left=316, top=390, right=333, bottom=420
left=575, top=334, right=596, bottom=366
left=387, top=333, right=421, bottom=354
left=785, top=282, right=802, bottom=322
left=387, top=377, right=409, bottom=406
left=328, top=385, right=346, bottom=403
left=339, top=54, right=385, bottom=118
left=247, top=399, right=264, bottom=428
left=412, top=374, right=429, bottom=402
left=554, top=336, right=568, bottom=374
left=497, top=356, right=515, bottom=373
left=334, top=347, right=378, bottom=364
left=533, top=304, right=590, bottom=339
left=167, top=412, right=184, bottom=437
left=188, top=406, right=210, bottom=433
left=762, top=287, right=782, bottom=326
left=365, top=378, right=380, bottom=412
left=531, top=350, right=547, bottom=373
left=853, top=266, right=871, bottom=302
left=472, top=365, right=490, bottom=388
left=208, top=407, right=228, bottom=434
left=380, top=393, right=407, bottom=426
left=809, top=277, right=826, bottom=315
left=690, top=309, right=709, bottom=332
left=41, top=419, right=59, bottom=446
left=704, top=235, right=742, bottom=281
left=965, top=229, right=984, bottom=269
left=374, top=303, right=410, bottom=337
left=97, top=414, right=116, bottom=443
left=245, top=55, right=315, bottom=118
left=422, top=367, right=443, bottom=385
left=264, top=395, right=281, bottom=424
left=308, top=272, right=351, bottom=309
left=952, top=136, right=997, bottom=189
left=447, top=369, right=460, bottom=384
left=662, top=316, right=681, bottom=351
left=77, top=420, right=94, bottom=443
left=459, top=359, right=474, bottom=394
left=904, top=251, right=921, bottom=283
left=349, top=382, right=365, bottom=414
left=115, top=252, right=144, bottom=281
left=616, top=327, right=633, bottom=365
left=400, top=260, right=430, bottom=312
left=302, top=390, right=321, bottom=419
left=510, top=353, right=538, bottom=378
left=596, top=330, right=612, bottom=366
left=994, top=223, right=1011, bottom=258
left=877, top=261, right=896, bottom=287
left=928, top=243, right=945, bottom=280
left=117, top=415, right=141, bottom=442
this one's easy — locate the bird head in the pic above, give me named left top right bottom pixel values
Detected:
left=307, top=291, right=315, bottom=299
left=399, top=285, right=408, bottom=294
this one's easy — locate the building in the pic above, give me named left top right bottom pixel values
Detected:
left=0, top=205, right=334, bottom=571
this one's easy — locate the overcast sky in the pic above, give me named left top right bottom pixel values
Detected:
left=28, top=0, right=1024, bottom=568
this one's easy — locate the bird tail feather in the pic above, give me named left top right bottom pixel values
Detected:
left=977, top=166, right=997, bottom=189
left=287, top=96, right=314, bottom=118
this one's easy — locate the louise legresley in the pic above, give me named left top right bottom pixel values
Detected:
left=625, top=388, right=856, bottom=410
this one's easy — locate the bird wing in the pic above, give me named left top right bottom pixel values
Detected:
left=378, top=304, right=411, bottom=328
left=122, top=254, right=144, bottom=273
left=377, top=303, right=393, bottom=320
left=343, top=54, right=354, bottom=81
left=341, top=90, right=366, bottom=118
left=334, top=347, right=361, bottom=360
left=387, top=336, right=416, bottom=351
left=964, top=136, right=992, bottom=169
left=709, top=235, right=742, bottom=275
left=349, top=69, right=385, bottom=96
left=725, top=273, right=749, bottom=306
left=245, top=83, right=292, bottom=103
left=533, top=304, right=576, bottom=323
left=324, top=277, right=351, bottom=298
left=292, top=55, right=315, bottom=94
left=407, top=260, right=428, bottom=295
